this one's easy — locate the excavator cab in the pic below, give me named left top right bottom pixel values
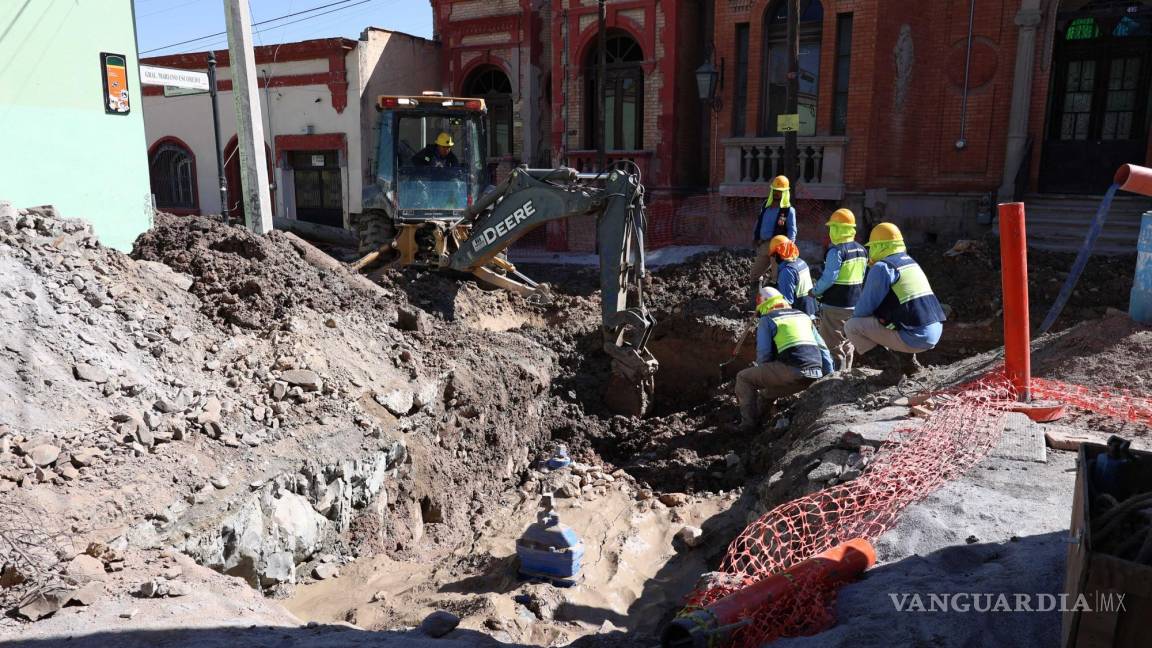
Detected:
left=359, top=93, right=489, bottom=264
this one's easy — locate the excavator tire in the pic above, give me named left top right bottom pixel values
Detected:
left=356, top=209, right=397, bottom=257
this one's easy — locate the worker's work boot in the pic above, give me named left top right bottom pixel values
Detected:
left=738, top=401, right=759, bottom=432
left=901, top=353, right=924, bottom=377
left=860, top=347, right=901, bottom=386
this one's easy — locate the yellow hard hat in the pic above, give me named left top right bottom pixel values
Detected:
left=756, top=286, right=787, bottom=315
left=770, top=175, right=790, bottom=191
left=866, top=222, right=904, bottom=246
left=826, top=208, right=856, bottom=226
left=435, top=132, right=454, bottom=147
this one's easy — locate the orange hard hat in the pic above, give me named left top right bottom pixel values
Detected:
left=768, top=234, right=799, bottom=259
left=867, top=222, right=904, bottom=246
left=826, top=208, right=856, bottom=226
left=770, top=175, right=790, bottom=191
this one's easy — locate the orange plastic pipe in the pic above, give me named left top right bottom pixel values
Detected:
left=1115, top=164, right=1152, bottom=197
left=999, top=202, right=1031, bottom=401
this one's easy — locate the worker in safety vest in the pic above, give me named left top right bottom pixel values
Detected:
left=767, top=235, right=816, bottom=317
left=845, top=223, right=946, bottom=386
left=812, top=208, right=868, bottom=371
left=736, top=287, right=832, bottom=431
left=413, top=132, right=460, bottom=167
left=750, top=175, right=797, bottom=290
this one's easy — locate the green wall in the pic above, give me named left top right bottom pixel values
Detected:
left=0, top=0, right=151, bottom=251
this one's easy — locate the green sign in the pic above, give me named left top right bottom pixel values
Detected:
left=777, top=114, right=800, bottom=133
left=1066, top=17, right=1100, bottom=41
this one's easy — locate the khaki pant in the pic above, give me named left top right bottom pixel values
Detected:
left=735, top=362, right=816, bottom=425
left=750, top=241, right=778, bottom=287
left=817, top=305, right=855, bottom=371
left=845, top=316, right=930, bottom=354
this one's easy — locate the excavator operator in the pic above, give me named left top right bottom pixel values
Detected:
left=413, top=132, right=460, bottom=168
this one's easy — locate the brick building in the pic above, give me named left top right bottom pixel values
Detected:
left=432, top=0, right=1152, bottom=251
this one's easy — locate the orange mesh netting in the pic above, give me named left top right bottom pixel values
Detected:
left=1032, top=378, right=1152, bottom=428
left=683, top=371, right=1151, bottom=647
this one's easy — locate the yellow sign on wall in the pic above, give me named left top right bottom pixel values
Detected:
left=777, top=114, right=800, bottom=133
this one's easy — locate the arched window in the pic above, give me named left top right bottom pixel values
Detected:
left=149, top=139, right=198, bottom=212
left=585, top=32, right=644, bottom=150
left=464, top=66, right=514, bottom=158
left=759, top=0, right=823, bottom=136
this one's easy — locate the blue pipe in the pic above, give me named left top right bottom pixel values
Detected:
left=1132, top=211, right=1152, bottom=324
left=1038, top=183, right=1119, bottom=335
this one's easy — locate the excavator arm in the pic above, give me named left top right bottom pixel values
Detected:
left=448, top=166, right=659, bottom=416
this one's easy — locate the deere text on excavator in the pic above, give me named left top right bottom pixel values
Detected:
left=353, top=92, right=658, bottom=416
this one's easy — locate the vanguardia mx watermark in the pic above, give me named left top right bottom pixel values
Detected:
left=889, top=592, right=1127, bottom=613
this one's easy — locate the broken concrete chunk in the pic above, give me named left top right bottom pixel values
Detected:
left=658, top=492, right=689, bottom=507
left=396, top=306, right=432, bottom=335
left=282, top=369, right=322, bottom=392
left=807, top=461, right=842, bottom=483
left=312, top=563, right=339, bottom=580
left=15, top=588, right=69, bottom=621
left=270, top=381, right=288, bottom=401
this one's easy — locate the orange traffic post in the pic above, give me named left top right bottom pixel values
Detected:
left=662, top=539, right=876, bottom=648
left=999, top=202, right=1031, bottom=401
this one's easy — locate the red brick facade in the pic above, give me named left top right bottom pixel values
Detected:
left=432, top=0, right=1152, bottom=249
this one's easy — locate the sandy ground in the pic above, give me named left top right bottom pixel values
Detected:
left=285, top=487, right=741, bottom=645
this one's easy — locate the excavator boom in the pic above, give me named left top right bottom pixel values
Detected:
left=448, top=166, right=658, bottom=416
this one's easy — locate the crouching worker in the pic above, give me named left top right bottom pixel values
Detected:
left=845, top=223, right=946, bottom=386
left=767, top=235, right=817, bottom=318
left=736, top=287, right=833, bottom=431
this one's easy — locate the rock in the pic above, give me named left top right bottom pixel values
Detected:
left=136, top=579, right=164, bottom=598
left=554, top=483, right=578, bottom=498
left=65, top=554, right=106, bottom=582
left=165, top=580, right=192, bottom=597
left=282, top=369, right=322, bottom=392
left=210, top=475, right=230, bottom=489
left=636, top=489, right=653, bottom=501
left=375, top=388, right=414, bottom=416
left=66, top=581, right=105, bottom=606
left=196, top=397, right=222, bottom=425
left=169, top=326, right=194, bottom=343
left=262, top=552, right=296, bottom=586
left=840, top=467, right=862, bottom=482
left=807, top=461, right=842, bottom=483
left=16, top=588, right=69, bottom=621
left=35, top=467, right=57, bottom=482
left=420, top=610, right=461, bottom=638
left=271, top=491, right=327, bottom=561
left=724, top=452, right=741, bottom=468
left=73, top=363, right=109, bottom=383
left=135, top=425, right=155, bottom=447
left=396, top=306, right=432, bottom=335
left=270, top=382, right=288, bottom=401
left=370, top=590, right=388, bottom=603
left=312, top=563, right=339, bottom=580
left=58, top=464, right=80, bottom=481
left=120, top=608, right=139, bottom=619
left=659, top=492, right=689, bottom=507
left=676, top=525, right=705, bottom=549
left=29, top=444, right=60, bottom=467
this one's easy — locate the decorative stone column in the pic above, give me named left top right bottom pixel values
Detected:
left=998, top=3, right=1044, bottom=200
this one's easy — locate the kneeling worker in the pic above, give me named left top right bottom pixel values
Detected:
left=812, top=208, right=867, bottom=371
left=845, top=223, right=946, bottom=385
left=736, top=287, right=833, bottom=431
left=767, top=235, right=817, bottom=317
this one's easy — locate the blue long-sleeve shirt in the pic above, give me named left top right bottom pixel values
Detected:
left=756, top=314, right=834, bottom=375
left=813, top=246, right=843, bottom=298
left=777, top=262, right=800, bottom=305
left=854, top=261, right=943, bottom=350
left=754, top=205, right=797, bottom=243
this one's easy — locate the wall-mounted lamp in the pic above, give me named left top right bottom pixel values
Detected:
left=695, top=46, right=724, bottom=113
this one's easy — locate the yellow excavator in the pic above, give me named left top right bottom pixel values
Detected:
left=353, top=93, right=657, bottom=416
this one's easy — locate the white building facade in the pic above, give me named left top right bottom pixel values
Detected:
left=142, top=29, right=441, bottom=237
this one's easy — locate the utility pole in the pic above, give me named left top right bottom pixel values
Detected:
left=206, top=51, right=229, bottom=220
left=784, top=0, right=800, bottom=183
left=597, top=0, right=607, bottom=173
left=223, top=0, right=273, bottom=233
